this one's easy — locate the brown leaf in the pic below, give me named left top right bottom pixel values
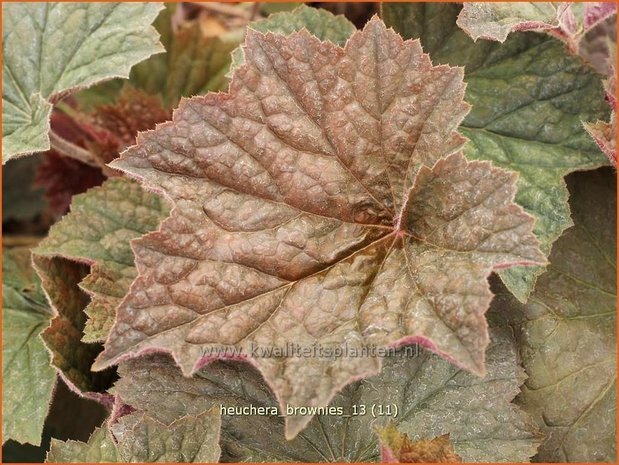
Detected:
left=34, top=151, right=106, bottom=217
left=32, top=255, right=117, bottom=402
left=379, top=424, right=461, bottom=463
left=33, top=88, right=168, bottom=216
left=94, top=18, right=545, bottom=438
left=584, top=116, right=616, bottom=166
left=80, top=86, right=170, bottom=165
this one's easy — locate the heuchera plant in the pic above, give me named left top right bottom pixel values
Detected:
left=2, top=2, right=616, bottom=463
left=94, top=17, right=548, bottom=439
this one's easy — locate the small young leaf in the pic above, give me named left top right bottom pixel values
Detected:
left=34, top=151, right=106, bottom=217
left=94, top=18, right=544, bottom=438
left=2, top=248, right=56, bottom=446
left=378, top=425, right=461, bottom=463
left=491, top=168, right=616, bottom=462
left=382, top=2, right=610, bottom=301
left=46, top=409, right=221, bottom=463
left=228, top=4, right=356, bottom=76
left=114, top=327, right=540, bottom=462
left=584, top=116, right=616, bottom=166
left=79, top=85, right=171, bottom=165
left=24, top=89, right=166, bottom=217
left=2, top=2, right=164, bottom=162
left=33, top=178, right=169, bottom=343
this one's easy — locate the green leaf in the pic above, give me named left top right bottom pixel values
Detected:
left=130, top=4, right=242, bottom=108
left=112, top=409, right=221, bottom=463
left=33, top=177, right=169, bottom=343
left=456, top=2, right=617, bottom=50
left=2, top=248, right=56, bottom=446
left=455, top=2, right=559, bottom=43
left=382, top=2, right=610, bottom=301
left=28, top=179, right=168, bottom=402
left=46, top=409, right=221, bottom=463
left=2, top=2, right=164, bottom=162
left=47, top=427, right=119, bottom=463
left=75, top=4, right=242, bottom=111
left=115, top=327, right=540, bottom=462
left=228, top=4, right=356, bottom=77
left=491, top=168, right=616, bottom=462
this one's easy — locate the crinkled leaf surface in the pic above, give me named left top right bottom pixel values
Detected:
left=382, top=2, right=610, bottom=301
left=2, top=2, right=164, bottom=162
left=378, top=426, right=461, bottom=463
left=94, top=18, right=544, bottom=438
left=95, top=17, right=544, bottom=438
left=491, top=168, right=616, bottom=462
left=34, top=178, right=169, bottom=343
left=228, top=5, right=356, bottom=76
left=46, top=409, right=221, bottom=463
left=2, top=248, right=56, bottom=446
left=115, top=327, right=540, bottom=462
left=456, top=2, right=617, bottom=49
